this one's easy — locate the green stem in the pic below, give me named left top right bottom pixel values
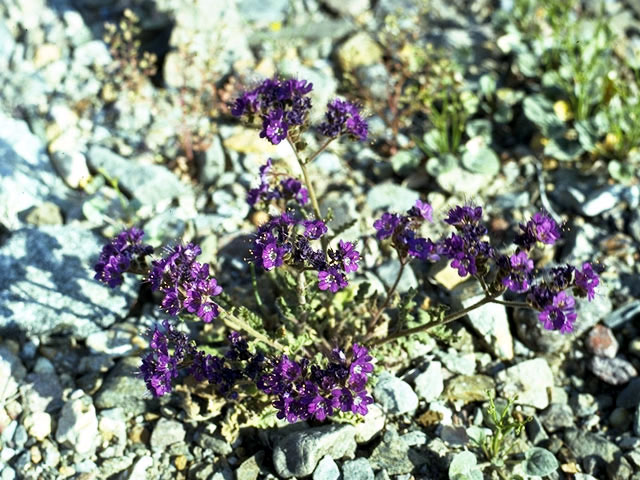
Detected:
left=218, top=306, right=285, bottom=352
left=364, top=257, right=407, bottom=341
left=250, top=263, right=263, bottom=310
left=366, top=292, right=498, bottom=348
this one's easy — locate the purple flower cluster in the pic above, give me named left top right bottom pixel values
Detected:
left=94, top=227, right=153, bottom=288
left=258, top=344, right=374, bottom=422
left=252, top=212, right=359, bottom=293
left=318, top=98, right=368, bottom=141
left=246, top=159, right=309, bottom=207
left=373, top=199, right=438, bottom=262
left=514, top=211, right=562, bottom=249
left=439, top=205, right=494, bottom=277
left=371, top=203, right=602, bottom=334
left=231, top=78, right=313, bottom=144
left=524, top=261, right=601, bottom=332
left=139, top=322, right=374, bottom=423
left=148, top=243, right=223, bottom=323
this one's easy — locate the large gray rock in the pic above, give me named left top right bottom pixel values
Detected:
left=373, top=372, right=419, bottom=414
left=272, top=424, right=356, bottom=478
left=94, top=357, right=149, bottom=418
left=496, top=358, right=554, bottom=409
left=55, top=391, right=99, bottom=456
left=87, top=146, right=191, bottom=209
left=0, top=114, right=67, bottom=229
left=0, top=226, right=137, bottom=338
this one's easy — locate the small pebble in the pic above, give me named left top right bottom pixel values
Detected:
left=590, top=357, right=637, bottom=385
left=586, top=325, right=618, bottom=358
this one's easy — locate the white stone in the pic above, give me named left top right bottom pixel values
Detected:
left=24, top=411, right=52, bottom=441
left=414, top=361, right=444, bottom=402
left=496, top=358, right=554, bottom=409
left=55, top=391, right=99, bottom=455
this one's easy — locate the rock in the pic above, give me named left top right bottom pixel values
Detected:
left=435, top=167, right=492, bottom=196
left=354, top=403, right=385, bottom=443
left=23, top=411, right=52, bottom=441
left=272, top=424, right=356, bottom=478
left=94, top=357, right=149, bottom=418
left=55, top=391, right=99, bottom=456
left=589, top=356, right=637, bottom=385
left=198, top=134, right=226, bottom=186
left=430, top=263, right=468, bottom=290
left=87, top=146, right=191, bottom=209
left=342, top=458, right=374, bottom=480
left=150, top=418, right=186, bottom=451
left=604, top=300, right=640, bottom=329
left=85, top=328, right=136, bottom=357
left=440, top=425, right=469, bottom=446
left=320, top=191, right=359, bottom=231
left=336, top=32, right=383, bottom=71
left=19, top=372, right=63, bottom=413
left=129, top=455, right=153, bottom=480
left=564, top=429, right=620, bottom=476
left=0, top=347, right=26, bottom=403
left=376, top=261, right=418, bottom=294
left=369, top=427, right=414, bottom=475
left=236, top=452, right=264, bottom=480
left=237, top=0, right=289, bottom=24
left=98, top=408, right=127, bottom=455
left=578, top=185, right=625, bottom=217
left=49, top=151, right=90, bottom=189
left=24, top=202, right=64, bottom=226
left=525, top=415, right=549, bottom=445
left=444, top=375, right=495, bottom=404
left=634, top=404, right=640, bottom=437
left=438, top=351, right=476, bottom=376
left=586, top=325, right=618, bottom=358
left=366, top=183, right=419, bottom=212
left=496, top=358, right=554, bottom=409
left=414, top=361, right=444, bottom=402
left=322, top=0, right=369, bottom=16
left=0, top=113, right=67, bottom=229
left=373, top=372, right=419, bottom=415
left=539, top=403, right=575, bottom=432
left=609, top=407, right=632, bottom=430
left=197, top=434, right=232, bottom=456
left=460, top=294, right=514, bottom=360
left=313, top=455, right=340, bottom=480
left=0, top=226, right=137, bottom=338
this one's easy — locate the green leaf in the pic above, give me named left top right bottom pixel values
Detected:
left=423, top=129, right=445, bottom=156
left=462, top=140, right=500, bottom=176
left=449, top=451, right=482, bottom=480
left=391, top=149, right=421, bottom=176
left=479, top=74, right=497, bottom=98
left=544, top=136, right=584, bottom=161
left=575, top=119, right=600, bottom=152
left=524, top=448, right=559, bottom=476
left=523, top=94, right=564, bottom=136
left=426, top=154, right=458, bottom=176
left=465, top=119, right=492, bottom=142
left=608, top=160, right=637, bottom=185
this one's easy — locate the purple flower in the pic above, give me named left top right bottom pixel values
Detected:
left=308, top=395, right=334, bottom=421
left=538, top=291, right=577, bottom=333
left=261, top=109, right=288, bottom=144
left=94, top=227, right=153, bottom=288
left=575, top=262, right=600, bottom=301
left=408, top=199, right=433, bottom=221
left=336, top=240, right=360, bottom=273
left=549, top=264, right=575, bottom=291
left=280, top=178, right=309, bottom=205
left=407, top=236, right=437, bottom=261
left=262, top=242, right=286, bottom=270
left=232, top=77, right=313, bottom=145
left=444, top=205, right=484, bottom=230
left=318, top=267, right=348, bottom=293
left=515, top=211, right=561, bottom=249
left=318, top=98, right=368, bottom=141
left=501, top=251, right=534, bottom=293
left=373, top=212, right=402, bottom=240
left=302, top=220, right=328, bottom=240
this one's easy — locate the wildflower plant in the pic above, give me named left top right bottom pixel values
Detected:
left=95, top=76, right=603, bottom=425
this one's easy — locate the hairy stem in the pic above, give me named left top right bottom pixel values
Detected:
left=366, top=292, right=498, bottom=347
left=218, top=307, right=285, bottom=352
left=364, top=257, right=407, bottom=341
